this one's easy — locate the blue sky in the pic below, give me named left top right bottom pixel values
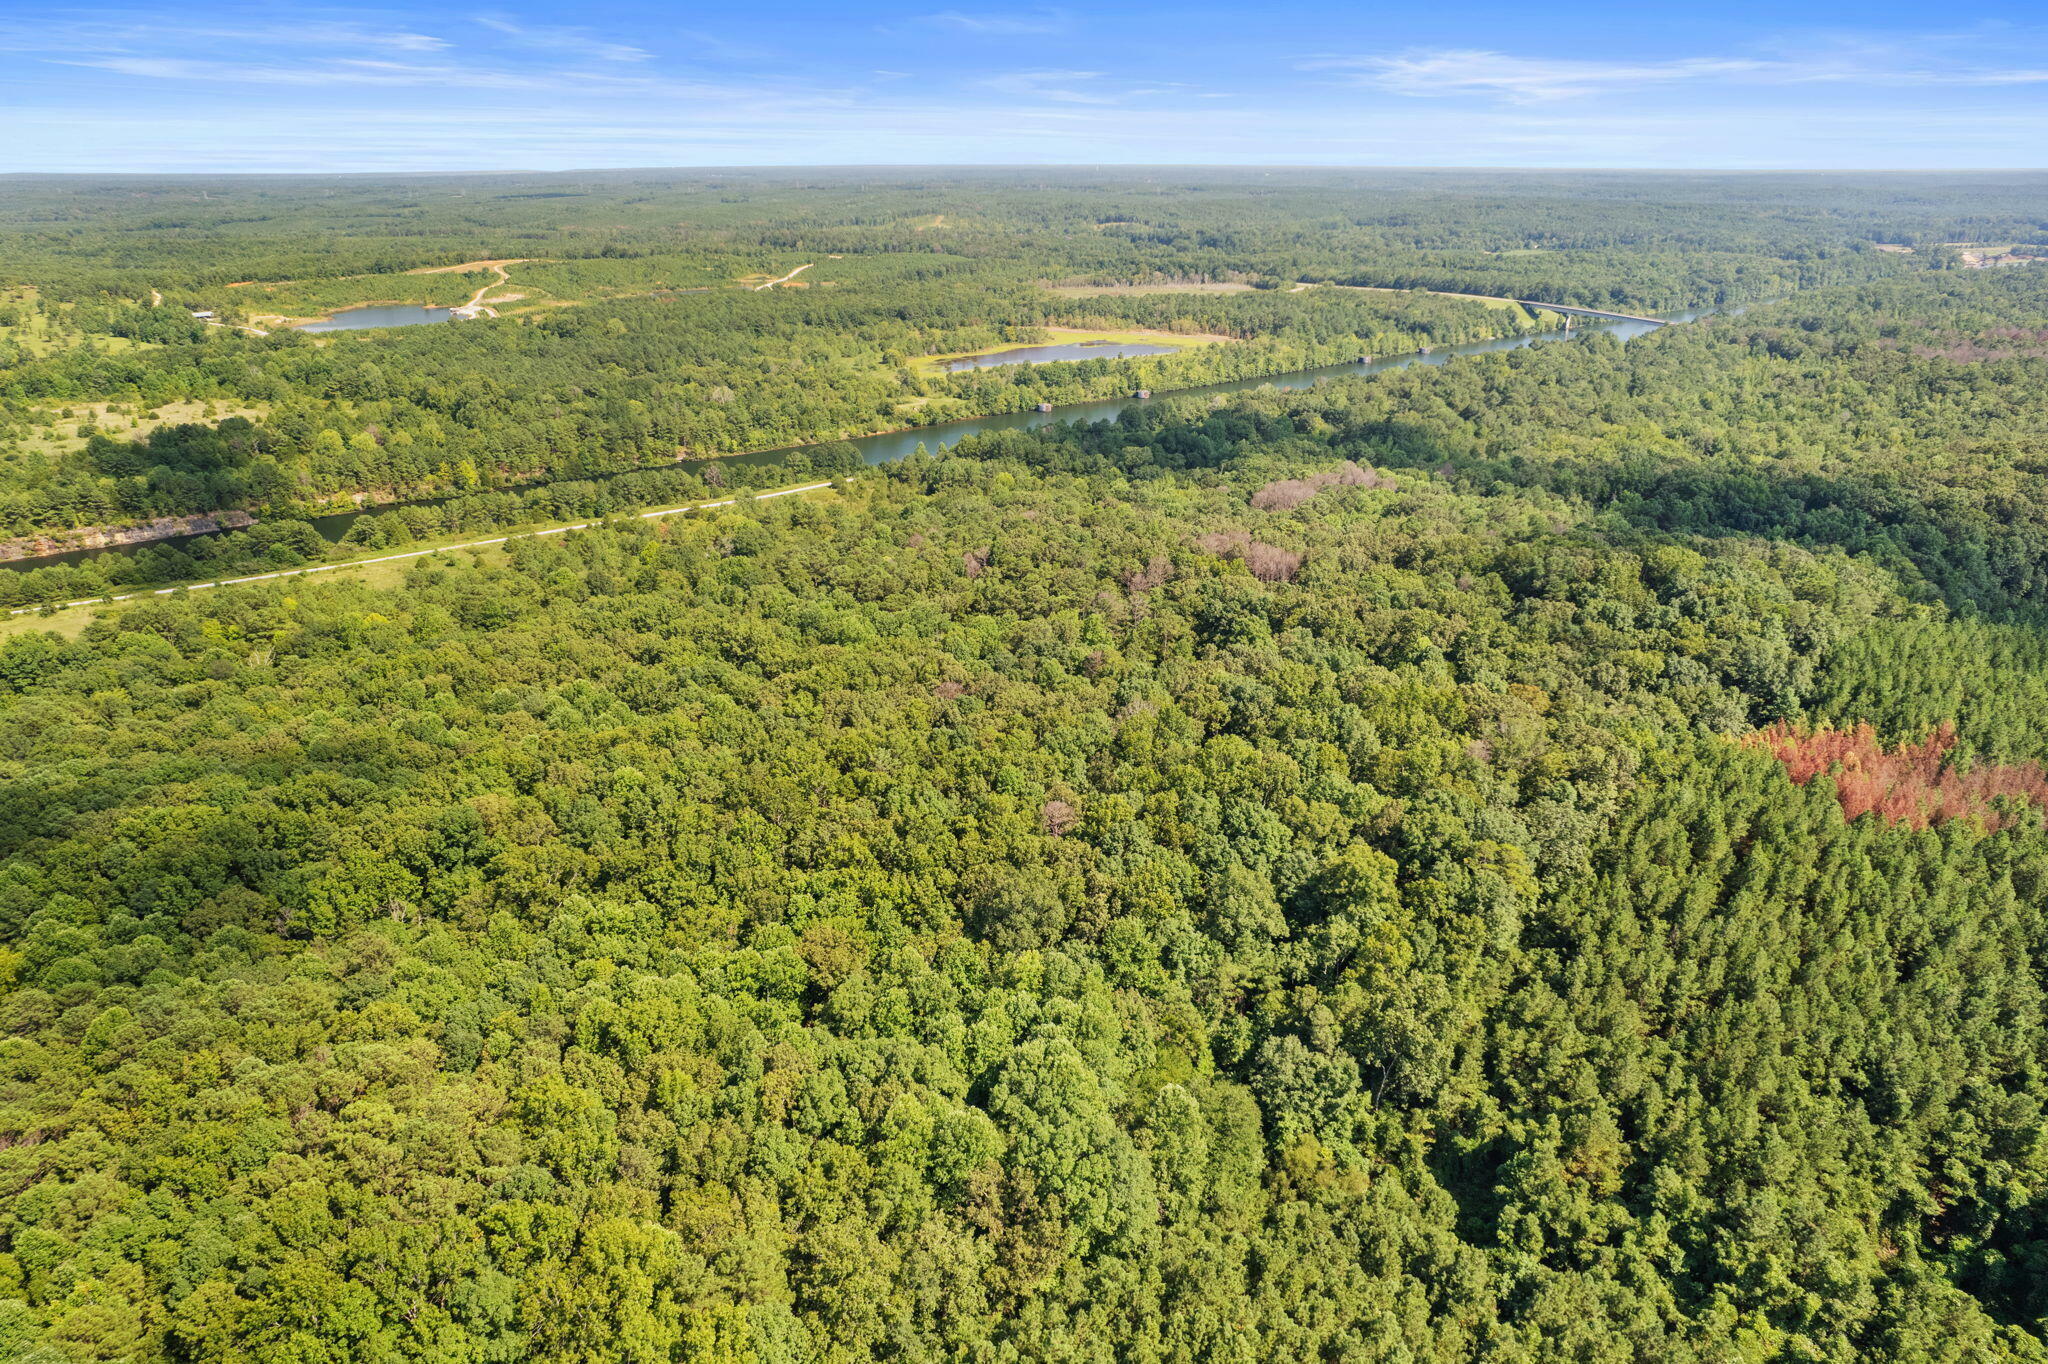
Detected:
left=3, top=2, right=2046, bottom=171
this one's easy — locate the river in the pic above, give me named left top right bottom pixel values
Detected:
left=6, top=309, right=1692, bottom=574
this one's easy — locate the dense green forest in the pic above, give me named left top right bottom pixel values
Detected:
left=3, top=173, right=2048, bottom=1362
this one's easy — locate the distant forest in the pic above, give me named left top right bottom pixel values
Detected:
left=3, top=171, right=2048, bottom=1363
left=6, top=169, right=2039, bottom=551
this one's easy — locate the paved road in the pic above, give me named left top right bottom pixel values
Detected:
left=8, top=481, right=838, bottom=617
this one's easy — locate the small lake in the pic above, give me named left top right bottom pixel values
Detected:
left=297, top=305, right=457, bottom=333
left=945, top=340, right=1180, bottom=371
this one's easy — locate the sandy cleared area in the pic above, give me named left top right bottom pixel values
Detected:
left=406, top=258, right=534, bottom=275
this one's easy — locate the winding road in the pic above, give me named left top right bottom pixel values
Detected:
left=754, top=264, right=812, bottom=291
left=452, top=262, right=514, bottom=318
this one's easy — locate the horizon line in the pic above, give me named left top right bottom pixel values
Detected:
left=8, top=163, right=2048, bottom=179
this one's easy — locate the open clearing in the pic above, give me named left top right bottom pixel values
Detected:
left=911, top=325, right=1233, bottom=374
left=1048, top=279, right=1535, bottom=314
left=749, top=264, right=813, bottom=291
left=9, top=399, right=269, bottom=461
left=405, top=257, right=535, bottom=275
left=1, top=289, right=152, bottom=358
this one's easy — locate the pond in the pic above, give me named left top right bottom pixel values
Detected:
left=943, top=340, right=1180, bottom=371
left=297, top=305, right=458, bottom=333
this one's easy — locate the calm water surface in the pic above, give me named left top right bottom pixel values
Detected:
left=297, top=305, right=457, bottom=333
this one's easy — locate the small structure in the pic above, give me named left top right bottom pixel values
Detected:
left=1135, top=389, right=1152, bottom=399
left=1359, top=354, right=1374, bottom=364
left=1036, top=402, right=1054, bottom=413
left=1419, top=345, right=1432, bottom=355
left=190, top=310, right=214, bottom=319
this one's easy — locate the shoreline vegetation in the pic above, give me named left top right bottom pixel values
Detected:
left=0, top=307, right=1566, bottom=574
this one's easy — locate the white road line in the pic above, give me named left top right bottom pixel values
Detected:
left=6, top=481, right=839, bottom=617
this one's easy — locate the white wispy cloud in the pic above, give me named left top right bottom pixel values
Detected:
left=58, top=54, right=536, bottom=89
left=1308, top=51, right=1769, bottom=102
left=1309, top=44, right=2048, bottom=103
left=983, top=69, right=1114, bottom=104
left=12, top=84, right=2047, bottom=173
left=473, top=16, right=650, bottom=62
left=0, top=16, right=449, bottom=55
left=922, top=9, right=1071, bottom=37
left=51, top=53, right=771, bottom=102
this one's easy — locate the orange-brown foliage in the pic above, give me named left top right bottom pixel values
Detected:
left=1746, top=722, right=2048, bottom=831
left=1197, top=529, right=1302, bottom=582
left=1249, top=461, right=1391, bottom=511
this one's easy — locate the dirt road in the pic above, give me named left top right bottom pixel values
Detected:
left=753, top=264, right=812, bottom=291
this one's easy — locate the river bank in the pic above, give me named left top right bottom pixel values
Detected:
left=0, top=510, right=256, bottom=564
left=1, top=307, right=1688, bottom=578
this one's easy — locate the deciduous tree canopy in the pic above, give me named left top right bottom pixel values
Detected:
left=3, top=171, right=2048, bottom=1363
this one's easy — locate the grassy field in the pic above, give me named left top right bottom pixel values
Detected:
left=1045, top=281, right=1536, bottom=316
left=7, top=399, right=269, bottom=463
left=909, top=325, right=1233, bottom=374
left=0, top=288, right=152, bottom=358
left=0, top=603, right=99, bottom=642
